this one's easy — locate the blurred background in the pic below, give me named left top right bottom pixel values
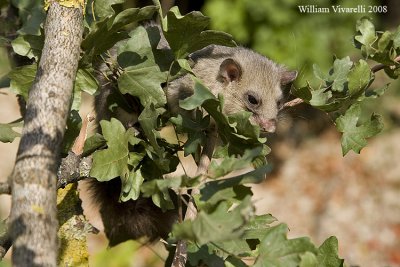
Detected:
left=1, top=0, right=400, bottom=266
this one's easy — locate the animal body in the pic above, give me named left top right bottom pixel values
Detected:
left=89, top=27, right=297, bottom=246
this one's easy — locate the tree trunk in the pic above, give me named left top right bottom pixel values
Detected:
left=9, top=2, right=83, bottom=266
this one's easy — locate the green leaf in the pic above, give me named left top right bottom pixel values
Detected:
left=354, top=17, right=377, bottom=57
left=329, top=57, right=353, bottom=92
left=74, top=68, right=99, bottom=95
left=0, top=121, right=21, bottom=143
left=254, top=224, right=317, bottom=267
left=161, top=7, right=236, bottom=59
left=209, top=147, right=263, bottom=178
left=364, top=84, right=389, bottom=99
left=8, top=64, right=37, bottom=100
left=179, top=77, right=217, bottom=110
left=347, top=59, right=373, bottom=96
left=138, top=105, right=164, bottom=156
left=187, top=244, right=225, bottom=267
left=11, top=34, right=43, bottom=60
left=243, top=214, right=277, bottom=240
left=91, top=240, right=142, bottom=267
left=200, top=165, right=270, bottom=205
left=309, top=88, right=332, bottom=108
left=70, top=68, right=98, bottom=111
left=70, top=83, right=82, bottom=111
left=140, top=176, right=181, bottom=210
left=336, top=104, right=383, bottom=155
left=94, top=0, right=124, bottom=18
left=11, top=0, right=45, bottom=35
left=227, top=111, right=266, bottom=143
left=177, top=58, right=194, bottom=74
left=117, top=26, right=172, bottom=107
left=180, top=78, right=267, bottom=154
left=393, top=26, right=400, bottom=49
left=82, top=6, right=157, bottom=56
left=90, top=119, right=140, bottom=181
left=313, top=64, right=328, bottom=81
left=311, top=57, right=353, bottom=93
left=173, top=197, right=253, bottom=245
left=299, top=252, right=317, bottom=267
left=316, top=236, right=344, bottom=267
left=377, top=31, right=393, bottom=53
left=83, top=133, right=106, bottom=156
left=292, top=84, right=312, bottom=102
left=170, top=111, right=210, bottom=156
left=120, top=169, right=144, bottom=202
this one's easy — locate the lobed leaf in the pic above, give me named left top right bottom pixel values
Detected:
left=173, top=197, right=253, bottom=245
left=354, top=17, right=377, bottom=57
left=90, top=119, right=140, bottom=181
left=316, top=236, right=344, bottom=267
left=74, top=68, right=98, bottom=96
left=0, top=121, right=21, bottom=143
left=120, top=169, right=144, bottom=202
left=11, top=34, right=43, bottom=60
left=347, top=59, right=373, bottom=96
left=336, top=104, right=383, bottom=155
left=81, top=6, right=157, bottom=56
left=159, top=6, right=236, bottom=59
left=254, top=224, right=317, bottom=267
left=117, top=26, right=173, bottom=108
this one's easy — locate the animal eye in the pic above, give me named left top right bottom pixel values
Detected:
left=247, top=94, right=259, bottom=105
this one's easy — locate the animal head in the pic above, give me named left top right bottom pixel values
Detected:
left=214, top=48, right=297, bottom=133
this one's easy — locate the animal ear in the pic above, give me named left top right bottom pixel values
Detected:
left=219, top=58, right=242, bottom=83
left=281, top=70, right=297, bottom=86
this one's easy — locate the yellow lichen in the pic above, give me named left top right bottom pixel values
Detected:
left=31, top=204, right=45, bottom=214
left=57, top=183, right=92, bottom=266
left=44, top=0, right=86, bottom=14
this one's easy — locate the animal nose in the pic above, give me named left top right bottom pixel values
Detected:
left=260, top=118, right=276, bottom=133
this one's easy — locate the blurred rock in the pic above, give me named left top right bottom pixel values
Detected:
left=254, top=129, right=400, bottom=267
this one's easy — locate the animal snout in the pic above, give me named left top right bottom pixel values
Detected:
left=258, top=118, right=277, bottom=133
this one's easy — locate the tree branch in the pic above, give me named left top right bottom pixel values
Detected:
left=9, top=3, right=83, bottom=266
left=0, top=182, right=11, bottom=195
left=282, top=97, right=304, bottom=109
left=371, top=55, right=400, bottom=73
left=58, top=114, right=94, bottom=188
left=0, top=218, right=11, bottom=259
left=283, top=57, right=400, bottom=110
left=172, top=128, right=218, bottom=267
left=0, top=152, right=92, bottom=260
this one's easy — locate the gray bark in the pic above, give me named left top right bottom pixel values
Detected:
left=9, top=2, right=83, bottom=267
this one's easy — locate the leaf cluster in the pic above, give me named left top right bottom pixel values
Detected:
left=293, top=17, right=400, bottom=155
left=1, top=0, right=348, bottom=265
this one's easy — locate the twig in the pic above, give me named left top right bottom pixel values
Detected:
left=57, top=113, right=94, bottom=188
left=72, top=114, right=94, bottom=155
left=172, top=128, right=218, bottom=267
left=371, top=55, right=400, bottom=73
left=0, top=182, right=11, bottom=195
left=283, top=56, right=400, bottom=110
left=282, top=98, right=304, bottom=109
left=0, top=218, right=11, bottom=259
left=56, top=153, right=92, bottom=189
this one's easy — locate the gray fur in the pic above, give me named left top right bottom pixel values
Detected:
left=92, top=29, right=297, bottom=246
left=167, top=45, right=296, bottom=132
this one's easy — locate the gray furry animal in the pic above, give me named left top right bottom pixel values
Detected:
left=167, top=45, right=297, bottom=133
left=90, top=27, right=297, bottom=246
